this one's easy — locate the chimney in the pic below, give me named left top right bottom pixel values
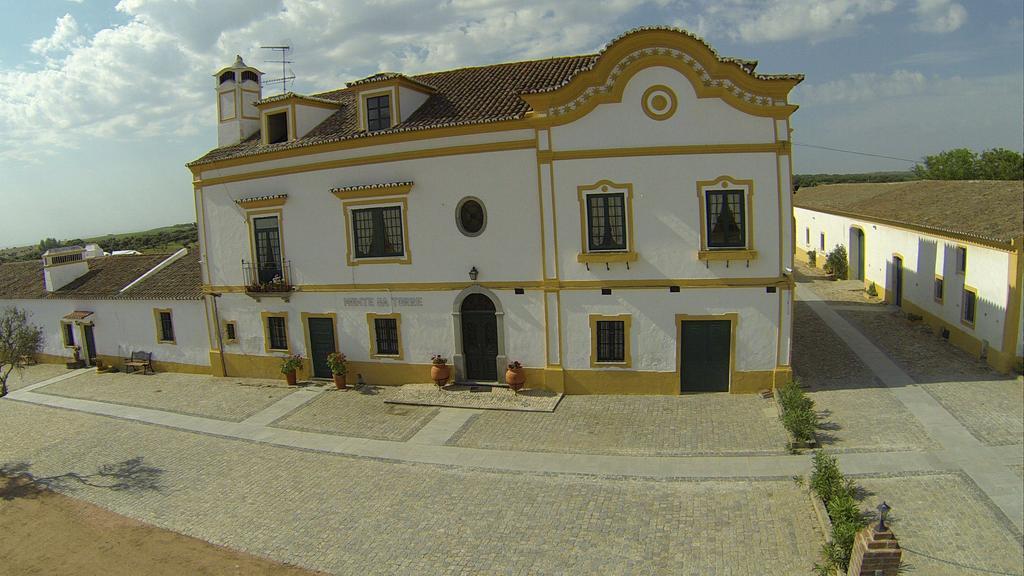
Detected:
left=42, top=246, right=90, bottom=292
left=214, top=55, right=263, bottom=147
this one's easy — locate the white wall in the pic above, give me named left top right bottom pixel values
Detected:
left=551, top=66, right=776, bottom=150
left=0, top=298, right=209, bottom=367
left=559, top=287, right=780, bottom=372
left=794, top=206, right=1012, bottom=353
left=214, top=290, right=546, bottom=368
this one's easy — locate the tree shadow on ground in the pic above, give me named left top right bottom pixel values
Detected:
left=0, top=457, right=163, bottom=501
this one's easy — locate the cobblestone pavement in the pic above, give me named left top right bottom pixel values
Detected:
left=829, top=304, right=1023, bottom=448
left=3, top=363, right=69, bottom=392
left=36, top=371, right=298, bottom=422
left=448, top=393, right=790, bottom=456
left=272, top=386, right=439, bottom=441
left=794, top=263, right=883, bottom=305
left=854, top=473, right=1023, bottom=575
left=792, top=301, right=938, bottom=453
left=0, top=402, right=823, bottom=575
left=919, top=380, right=1024, bottom=447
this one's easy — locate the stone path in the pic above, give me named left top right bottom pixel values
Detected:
left=798, top=283, right=1024, bottom=533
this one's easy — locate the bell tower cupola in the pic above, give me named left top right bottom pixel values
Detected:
left=214, top=55, right=262, bottom=147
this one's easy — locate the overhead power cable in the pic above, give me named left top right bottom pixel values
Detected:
left=792, top=142, right=919, bottom=164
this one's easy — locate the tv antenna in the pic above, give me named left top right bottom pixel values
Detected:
left=260, top=45, right=295, bottom=95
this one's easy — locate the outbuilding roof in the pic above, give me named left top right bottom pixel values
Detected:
left=0, top=250, right=202, bottom=301
left=792, top=180, right=1024, bottom=246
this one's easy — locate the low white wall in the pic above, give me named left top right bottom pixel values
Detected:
left=0, top=298, right=209, bottom=367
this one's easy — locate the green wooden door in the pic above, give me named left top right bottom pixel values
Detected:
left=680, top=320, right=731, bottom=393
left=307, top=317, right=335, bottom=379
left=461, top=294, right=498, bottom=381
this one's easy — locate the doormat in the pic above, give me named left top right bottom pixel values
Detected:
left=385, top=383, right=563, bottom=412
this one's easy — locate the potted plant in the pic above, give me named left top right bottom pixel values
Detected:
left=280, top=354, right=303, bottom=385
left=326, top=352, right=348, bottom=389
left=430, top=354, right=450, bottom=389
left=505, top=360, right=525, bottom=394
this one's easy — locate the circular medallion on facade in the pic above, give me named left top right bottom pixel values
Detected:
left=456, top=197, right=486, bottom=237
left=641, top=85, right=677, bottom=121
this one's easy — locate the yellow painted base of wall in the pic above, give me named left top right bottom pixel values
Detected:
left=899, top=299, right=1017, bottom=374
left=30, top=353, right=208, bottom=375
left=217, top=353, right=776, bottom=394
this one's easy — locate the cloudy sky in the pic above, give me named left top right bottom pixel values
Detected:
left=1, top=0, right=1021, bottom=248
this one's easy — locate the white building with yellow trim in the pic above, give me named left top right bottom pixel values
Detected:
left=793, top=180, right=1024, bottom=374
left=188, top=27, right=803, bottom=394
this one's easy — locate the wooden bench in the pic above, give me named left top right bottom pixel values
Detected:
left=123, top=351, right=153, bottom=375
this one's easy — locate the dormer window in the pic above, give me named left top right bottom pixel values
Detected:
left=266, top=112, right=288, bottom=144
left=366, top=94, right=391, bottom=131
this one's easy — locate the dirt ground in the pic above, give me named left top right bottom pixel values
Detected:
left=0, top=474, right=321, bottom=576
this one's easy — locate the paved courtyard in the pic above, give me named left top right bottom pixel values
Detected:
left=0, top=401, right=822, bottom=575
left=272, top=386, right=439, bottom=441
left=792, top=301, right=938, bottom=453
left=36, top=370, right=298, bottom=422
left=448, top=393, right=789, bottom=456
left=3, top=363, right=68, bottom=392
left=855, top=473, right=1023, bottom=575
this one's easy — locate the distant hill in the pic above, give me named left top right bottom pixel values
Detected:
left=794, top=171, right=918, bottom=189
left=0, top=223, right=198, bottom=263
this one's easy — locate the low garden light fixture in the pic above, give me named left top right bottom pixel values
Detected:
left=469, top=266, right=479, bottom=281
left=876, top=501, right=891, bottom=531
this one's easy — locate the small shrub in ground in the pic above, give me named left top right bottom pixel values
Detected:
left=809, top=450, right=868, bottom=573
left=823, top=245, right=849, bottom=279
left=866, top=282, right=878, bottom=297
left=777, top=380, right=818, bottom=444
left=807, top=249, right=817, bottom=267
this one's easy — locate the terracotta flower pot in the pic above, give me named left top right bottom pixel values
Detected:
left=431, top=364, right=450, bottom=388
left=333, top=373, right=347, bottom=390
left=505, top=368, right=525, bottom=393
left=285, top=371, right=297, bottom=386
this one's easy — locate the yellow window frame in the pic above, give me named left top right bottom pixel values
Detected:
left=696, top=176, right=757, bottom=261
left=367, top=313, right=403, bottom=359
left=261, top=311, right=291, bottom=353
left=589, top=314, right=632, bottom=368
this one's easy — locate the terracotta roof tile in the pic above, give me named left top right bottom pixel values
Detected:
left=793, top=180, right=1024, bottom=244
left=0, top=251, right=202, bottom=301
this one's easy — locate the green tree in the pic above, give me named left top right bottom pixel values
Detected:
left=977, top=148, right=1024, bottom=180
left=0, top=307, right=45, bottom=397
left=913, top=148, right=978, bottom=180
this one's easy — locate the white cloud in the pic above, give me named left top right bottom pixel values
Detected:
left=691, top=0, right=897, bottom=44
left=30, top=13, right=85, bottom=55
left=912, top=0, right=967, bottom=33
left=794, top=69, right=929, bottom=105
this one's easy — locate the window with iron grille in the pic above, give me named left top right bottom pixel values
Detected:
left=705, top=190, right=746, bottom=248
left=596, top=320, right=626, bottom=363
left=934, top=277, right=944, bottom=302
left=374, top=318, right=400, bottom=356
left=253, top=216, right=283, bottom=283
left=586, top=193, right=627, bottom=251
left=962, top=289, right=976, bottom=325
left=225, top=322, right=237, bottom=342
left=366, top=95, right=391, bottom=132
left=158, top=311, right=175, bottom=342
left=62, top=323, right=75, bottom=347
left=352, top=206, right=404, bottom=258
left=267, top=316, right=288, bottom=350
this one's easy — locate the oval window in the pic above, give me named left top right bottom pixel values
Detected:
left=456, top=197, right=486, bottom=237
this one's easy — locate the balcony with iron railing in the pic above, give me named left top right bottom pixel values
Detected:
left=242, top=259, right=293, bottom=300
